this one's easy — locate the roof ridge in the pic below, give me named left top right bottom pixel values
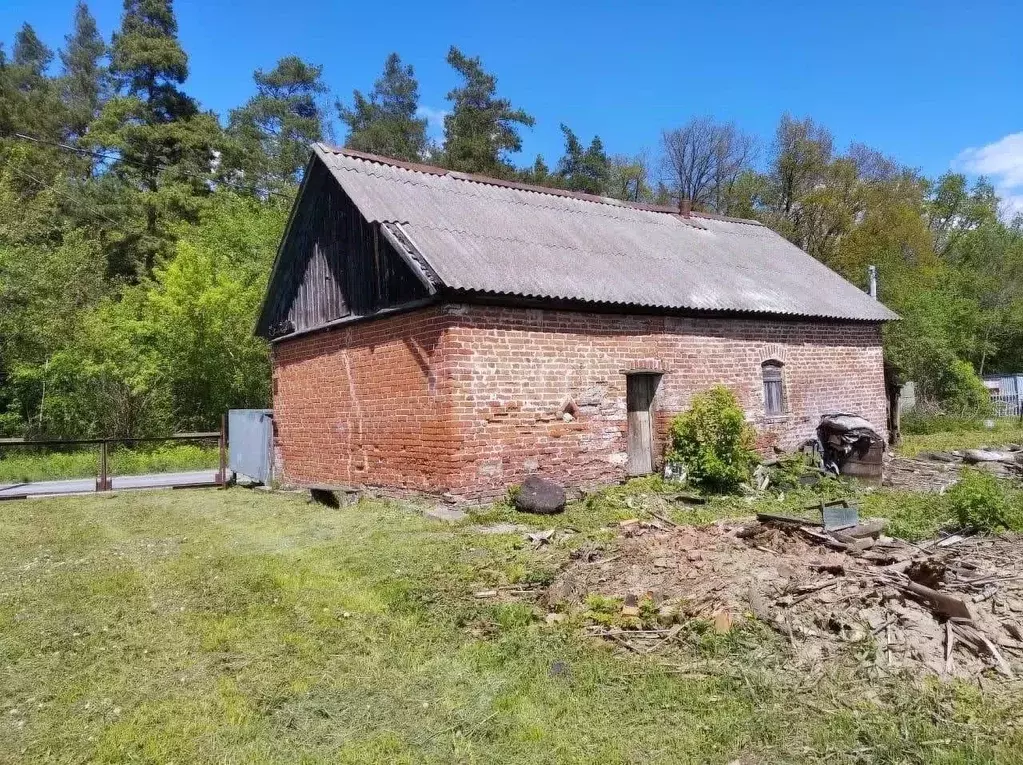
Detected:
left=327, top=157, right=699, bottom=229
left=314, top=143, right=762, bottom=225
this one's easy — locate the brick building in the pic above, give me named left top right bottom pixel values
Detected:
left=257, top=145, right=897, bottom=502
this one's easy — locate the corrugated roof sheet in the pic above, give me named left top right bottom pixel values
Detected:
left=313, top=144, right=899, bottom=322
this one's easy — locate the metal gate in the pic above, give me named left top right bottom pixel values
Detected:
left=228, top=409, right=273, bottom=483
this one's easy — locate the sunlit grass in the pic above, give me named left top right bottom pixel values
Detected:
left=0, top=488, right=1020, bottom=762
left=899, top=419, right=1023, bottom=457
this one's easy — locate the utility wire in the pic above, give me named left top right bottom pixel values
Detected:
left=6, top=162, right=122, bottom=227
left=8, top=131, right=296, bottom=200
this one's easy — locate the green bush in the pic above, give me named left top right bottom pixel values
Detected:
left=665, top=385, right=759, bottom=493
left=947, top=469, right=1021, bottom=532
left=939, top=360, right=994, bottom=417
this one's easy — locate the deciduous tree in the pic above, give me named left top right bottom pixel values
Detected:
left=661, top=117, right=755, bottom=213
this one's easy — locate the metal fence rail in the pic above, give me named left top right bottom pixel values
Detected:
left=0, top=418, right=227, bottom=500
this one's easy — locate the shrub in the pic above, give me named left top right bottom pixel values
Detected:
left=947, top=469, right=1019, bottom=532
left=938, top=360, right=994, bottom=417
left=665, top=385, right=758, bottom=493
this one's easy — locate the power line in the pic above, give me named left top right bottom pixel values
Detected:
left=8, top=132, right=296, bottom=200
left=6, top=162, right=122, bottom=228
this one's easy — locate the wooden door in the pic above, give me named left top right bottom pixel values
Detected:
left=626, top=374, right=658, bottom=475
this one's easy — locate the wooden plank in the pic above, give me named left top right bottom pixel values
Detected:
left=266, top=167, right=439, bottom=338
left=626, top=374, right=656, bottom=475
left=899, top=581, right=974, bottom=622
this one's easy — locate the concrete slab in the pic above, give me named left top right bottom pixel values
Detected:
left=424, top=505, right=467, bottom=523
left=0, top=470, right=218, bottom=499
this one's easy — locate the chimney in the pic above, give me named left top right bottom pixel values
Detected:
left=679, top=198, right=692, bottom=218
left=868, top=264, right=878, bottom=299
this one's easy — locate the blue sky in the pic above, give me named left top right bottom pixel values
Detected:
left=4, top=0, right=1023, bottom=209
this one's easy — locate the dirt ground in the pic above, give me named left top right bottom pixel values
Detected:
left=549, top=518, right=1023, bottom=681
left=883, top=454, right=961, bottom=492
left=883, top=443, right=1023, bottom=493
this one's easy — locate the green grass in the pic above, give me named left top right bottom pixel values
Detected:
left=899, top=419, right=1023, bottom=457
left=2, top=488, right=1022, bottom=762
left=476, top=476, right=956, bottom=543
left=0, top=444, right=219, bottom=483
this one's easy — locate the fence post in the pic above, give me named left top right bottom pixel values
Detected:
left=217, top=414, right=227, bottom=488
left=96, top=440, right=112, bottom=492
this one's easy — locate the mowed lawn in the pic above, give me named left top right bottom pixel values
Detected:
left=1, top=489, right=1022, bottom=764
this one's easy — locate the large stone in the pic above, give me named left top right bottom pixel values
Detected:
left=514, top=476, right=567, bottom=515
left=963, top=449, right=1010, bottom=464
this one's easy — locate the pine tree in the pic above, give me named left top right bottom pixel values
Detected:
left=60, top=1, right=109, bottom=140
left=2, top=23, right=68, bottom=207
left=87, top=0, right=220, bottom=277
left=8, top=23, right=66, bottom=138
left=338, top=53, right=428, bottom=162
left=12, top=23, right=53, bottom=81
left=441, top=47, right=533, bottom=177
left=519, top=154, right=551, bottom=186
left=581, top=136, right=610, bottom=195
left=555, top=124, right=609, bottom=195
left=227, top=56, right=327, bottom=193
left=108, top=0, right=189, bottom=116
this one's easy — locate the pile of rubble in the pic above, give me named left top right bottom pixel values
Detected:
left=885, top=444, right=1023, bottom=493
left=549, top=511, right=1023, bottom=680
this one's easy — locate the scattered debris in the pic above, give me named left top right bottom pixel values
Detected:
left=964, top=449, right=1012, bottom=464
left=822, top=501, right=859, bottom=532
left=472, top=522, right=530, bottom=535
left=886, top=444, right=1023, bottom=491
left=883, top=454, right=961, bottom=492
left=551, top=514, right=1023, bottom=680
left=527, top=528, right=556, bottom=545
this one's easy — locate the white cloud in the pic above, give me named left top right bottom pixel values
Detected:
left=955, top=132, right=1023, bottom=219
left=416, top=106, right=449, bottom=135
left=1001, top=192, right=1023, bottom=220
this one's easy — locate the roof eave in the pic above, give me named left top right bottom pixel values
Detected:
left=445, top=288, right=899, bottom=323
left=254, top=154, right=319, bottom=339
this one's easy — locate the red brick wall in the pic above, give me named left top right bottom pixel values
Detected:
left=271, top=307, right=458, bottom=493
left=442, top=305, right=887, bottom=501
left=271, top=303, right=887, bottom=502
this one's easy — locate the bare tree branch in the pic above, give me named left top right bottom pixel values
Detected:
left=660, top=117, right=757, bottom=213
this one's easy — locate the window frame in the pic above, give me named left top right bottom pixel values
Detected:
left=761, top=360, right=786, bottom=417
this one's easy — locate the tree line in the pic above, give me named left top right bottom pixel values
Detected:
left=1, top=0, right=1017, bottom=438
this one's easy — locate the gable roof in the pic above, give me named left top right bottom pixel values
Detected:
left=277, top=144, right=898, bottom=323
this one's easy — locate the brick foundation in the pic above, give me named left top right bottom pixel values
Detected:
left=271, top=304, right=887, bottom=502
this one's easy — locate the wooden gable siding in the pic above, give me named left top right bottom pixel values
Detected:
left=261, top=161, right=430, bottom=338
